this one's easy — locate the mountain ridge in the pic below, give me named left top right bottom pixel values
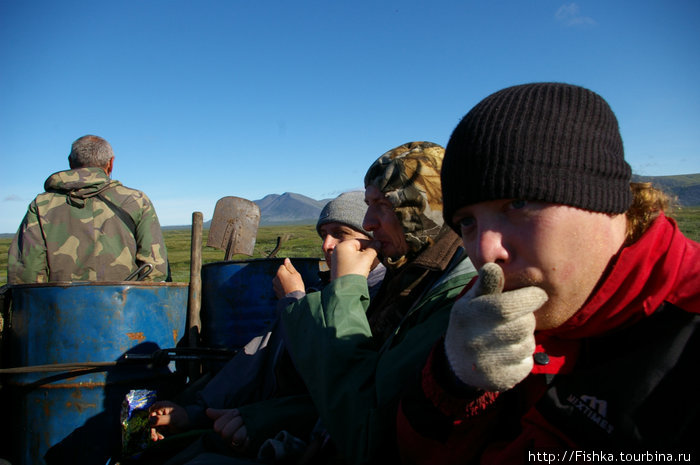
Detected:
left=179, top=173, right=700, bottom=230
left=3, top=175, right=697, bottom=236
left=633, top=173, right=700, bottom=206
left=198, top=192, right=336, bottom=229
left=255, top=192, right=333, bottom=226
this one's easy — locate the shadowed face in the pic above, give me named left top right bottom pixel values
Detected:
left=362, top=185, right=409, bottom=260
left=452, top=199, right=627, bottom=330
left=318, top=222, right=371, bottom=269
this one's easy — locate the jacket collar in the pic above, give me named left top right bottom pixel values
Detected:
left=407, top=225, right=463, bottom=272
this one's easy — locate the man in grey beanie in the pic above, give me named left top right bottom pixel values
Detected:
left=274, top=190, right=385, bottom=301
left=316, top=191, right=374, bottom=271
left=147, top=191, right=386, bottom=463
left=315, top=190, right=386, bottom=297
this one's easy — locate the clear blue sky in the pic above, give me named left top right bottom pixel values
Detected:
left=1, top=0, right=699, bottom=233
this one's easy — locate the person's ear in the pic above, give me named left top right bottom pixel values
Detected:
left=105, top=157, right=114, bottom=176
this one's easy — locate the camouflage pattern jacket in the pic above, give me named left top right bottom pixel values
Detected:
left=8, top=167, right=169, bottom=283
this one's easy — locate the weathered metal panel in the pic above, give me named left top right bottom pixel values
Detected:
left=2, top=281, right=188, bottom=465
left=200, top=258, right=324, bottom=350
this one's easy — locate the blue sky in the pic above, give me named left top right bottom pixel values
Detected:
left=1, top=0, right=699, bottom=233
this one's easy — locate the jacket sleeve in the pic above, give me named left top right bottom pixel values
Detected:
left=7, top=201, right=48, bottom=284
left=183, top=395, right=318, bottom=458
left=132, top=192, right=169, bottom=281
left=279, top=272, right=469, bottom=464
left=397, top=340, right=577, bottom=465
left=396, top=340, right=503, bottom=465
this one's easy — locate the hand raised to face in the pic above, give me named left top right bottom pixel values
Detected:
left=331, top=238, right=380, bottom=281
left=444, top=263, right=548, bottom=392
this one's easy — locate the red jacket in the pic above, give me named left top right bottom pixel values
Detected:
left=397, top=213, right=700, bottom=464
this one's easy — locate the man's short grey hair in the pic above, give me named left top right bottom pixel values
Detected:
left=68, top=135, right=114, bottom=168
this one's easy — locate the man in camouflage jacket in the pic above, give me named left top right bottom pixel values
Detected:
left=7, top=135, right=169, bottom=283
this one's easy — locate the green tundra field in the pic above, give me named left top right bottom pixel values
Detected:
left=1, top=207, right=699, bottom=285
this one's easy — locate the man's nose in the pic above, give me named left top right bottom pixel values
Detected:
left=362, top=209, right=378, bottom=232
left=322, top=235, right=338, bottom=252
left=474, top=229, right=509, bottom=266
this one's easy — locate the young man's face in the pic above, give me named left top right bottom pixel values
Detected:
left=318, top=222, right=370, bottom=269
left=362, top=184, right=409, bottom=259
left=452, top=199, right=628, bottom=330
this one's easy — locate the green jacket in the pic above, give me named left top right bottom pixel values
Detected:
left=8, top=167, right=169, bottom=283
left=279, top=250, right=476, bottom=464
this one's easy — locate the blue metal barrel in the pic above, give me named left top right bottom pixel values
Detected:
left=200, top=258, right=325, bottom=350
left=1, top=281, right=188, bottom=465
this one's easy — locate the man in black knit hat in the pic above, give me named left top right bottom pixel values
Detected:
left=396, top=82, right=700, bottom=464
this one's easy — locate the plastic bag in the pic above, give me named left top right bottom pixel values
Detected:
left=120, top=389, right=157, bottom=458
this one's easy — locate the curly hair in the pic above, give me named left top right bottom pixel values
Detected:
left=625, top=182, right=676, bottom=244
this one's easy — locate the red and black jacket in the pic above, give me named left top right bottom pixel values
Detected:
left=397, top=213, right=700, bottom=464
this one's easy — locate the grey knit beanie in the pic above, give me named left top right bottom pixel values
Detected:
left=316, top=191, right=371, bottom=237
left=442, top=82, right=632, bottom=231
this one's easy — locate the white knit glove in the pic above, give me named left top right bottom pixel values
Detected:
left=444, top=263, right=548, bottom=392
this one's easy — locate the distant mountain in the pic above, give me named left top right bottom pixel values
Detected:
left=246, top=175, right=700, bottom=225
left=200, top=192, right=333, bottom=228
left=632, top=173, right=700, bottom=206
left=184, top=174, right=700, bottom=231
left=255, top=192, right=332, bottom=226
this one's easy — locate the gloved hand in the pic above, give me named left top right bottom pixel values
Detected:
left=444, top=263, right=548, bottom=392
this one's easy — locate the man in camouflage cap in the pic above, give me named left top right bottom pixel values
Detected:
left=8, top=135, right=169, bottom=283
left=361, top=141, right=466, bottom=339
left=276, top=142, right=476, bottom=464
left=363, top=141, right=445, bottom=259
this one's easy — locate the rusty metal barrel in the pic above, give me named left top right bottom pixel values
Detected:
left=200, top=258, right=325, bottom=351
left=1, top=281, right=188, bottom=465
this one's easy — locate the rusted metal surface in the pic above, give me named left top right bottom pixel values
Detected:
left=9, top=280, right=185, bottom=288
left=2, top=282, right=188, bottom=464
left=206, top=196, right=260, bottom=259
left=0, top=361, right=117, bottom=374
left=126, top=331, right=146, bottom=342
left=7, top=282, right=188, bottom=376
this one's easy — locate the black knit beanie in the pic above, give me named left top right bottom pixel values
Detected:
left=442, top=82, right=632, bottom=231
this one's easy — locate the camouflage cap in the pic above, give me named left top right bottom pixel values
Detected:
left=364, top=141, right=445, bottom=255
